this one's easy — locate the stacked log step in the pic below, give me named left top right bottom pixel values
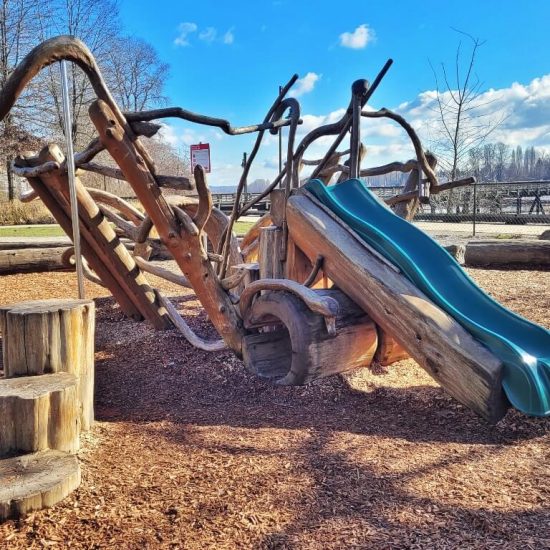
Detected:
left=0, top=299, right=94, bottom=521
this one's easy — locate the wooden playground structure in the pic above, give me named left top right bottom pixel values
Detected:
left=2, top=35, right=548, bottom=519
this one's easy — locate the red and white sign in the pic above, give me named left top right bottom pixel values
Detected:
left=190, top=143, right=211, bottom=173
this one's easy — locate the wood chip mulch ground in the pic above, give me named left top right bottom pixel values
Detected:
left=0, top=267, right=549, bottom=549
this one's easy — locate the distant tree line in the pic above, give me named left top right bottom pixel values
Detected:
left=465, top=143, right=550, bottom=183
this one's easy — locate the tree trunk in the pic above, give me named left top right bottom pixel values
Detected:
left=0, top=299, right=95, bottom=431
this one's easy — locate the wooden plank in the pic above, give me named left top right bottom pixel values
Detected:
left=286, top=192, right=508, bottom=422
left=258, top=226, right=285, bottom=279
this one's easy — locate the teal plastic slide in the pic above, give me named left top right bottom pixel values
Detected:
left=305, top=178, right=550, bottom=417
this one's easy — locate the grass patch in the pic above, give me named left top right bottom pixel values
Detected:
left=233, top=220, right=254, bottom=236
left=0, top=225, right=66, bottom=238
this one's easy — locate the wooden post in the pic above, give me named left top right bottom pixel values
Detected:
left=258, top=226, right=285, bottom=279
left=0, top=373, right=80, bottom=456
left=0, top=450, right=81, bottom=521
left=0, top=299, right=95, bottom=431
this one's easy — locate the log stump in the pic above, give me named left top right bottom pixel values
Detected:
left=0, top=299, right=95, bottom=431
left=0, top=373, right=79, bottom=456
left=0, top=450, right=81, bottom=521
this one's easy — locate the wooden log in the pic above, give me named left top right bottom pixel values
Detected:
left=0, top=450, right=81, bottom=521
left=242, top=289, right=378, bottom=385
left=444, top=244, right=466, bottom=265
left=0, top=299, right=95, bottom=431
left=258, top=226, right=285, bottom=279
left=286, top=193, right=508, bottom=422
left=0, top=247, right=73, bottom=274
left=0, top=373, right=79, bottom=456
left=89, top=99, right=244, bottom=353
left=464, top=239, right=550, bottom=267
left=539, top=230, right=550, bottom=240
left=0, top=237, right=72, bottom=250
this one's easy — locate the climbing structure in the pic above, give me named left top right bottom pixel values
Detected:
left=1, top=36, right=549, bottom=424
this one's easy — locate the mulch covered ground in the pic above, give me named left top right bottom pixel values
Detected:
left=0, top=267, right=549, bottom=549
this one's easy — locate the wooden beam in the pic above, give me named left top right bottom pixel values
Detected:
left=89, top=99, right=244, bottom=352
left=31, top=145, right=171, bottom=330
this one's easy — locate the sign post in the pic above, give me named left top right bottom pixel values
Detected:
left=190, top=143, right=211, bottom=173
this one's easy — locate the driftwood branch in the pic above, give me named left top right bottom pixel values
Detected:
left=156, top=292, right=227, bottom=352
left=78, top=161, right=193, bottom=190
left=134, top=257, right=191, bottom=288
left=86, top=188, right=144, bottom=224
left=385, top=176, right=475, bottom=206
left=11, top=160, right=59, bottom=178
left=239, top=279, right=339, bottom=320
left=302, top=255, right=324, bottom=287
left=362, top=108, right=438, bottom=188
left=19, top=188, right=38, bottom=202
left=193, top=165, right=212, bottom=232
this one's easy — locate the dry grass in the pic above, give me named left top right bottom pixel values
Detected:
left=0, top=199, right=54, bottom=225
left=0, top=267, right=548, bottom=549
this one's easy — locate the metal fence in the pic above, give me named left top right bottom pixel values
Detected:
left=2, top=172, right=549, bottom=238
left=370, top=181, right=550, bottom=237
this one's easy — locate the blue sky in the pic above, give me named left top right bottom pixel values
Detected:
left=119, top=0, right=550, bottom=185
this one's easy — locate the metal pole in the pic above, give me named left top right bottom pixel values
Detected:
left=59, top=60, right=85, bottom=299
left=278, top=85, right=283, bottom=179
left=241, top=152, right=248, bottom=208
left=472, top=179, right=477, bottom=237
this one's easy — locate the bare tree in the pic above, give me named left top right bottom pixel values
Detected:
left=31, top=0, right=121, bottom=146
left=0, top=0, right=46, bottom=199
left=429, top=30, right=506, bottom=200
left=105, top=36, right=169, bottom=112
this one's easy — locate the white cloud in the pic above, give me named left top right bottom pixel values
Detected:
left=223, top=28, right=235, bottom=45
left=199, top=27, right=217, bottom=43
left=174, top=22, right=197, bottom=47
left=289, top=72, right=321, bottom=97
left=339, top=24, right=375, bottom=49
